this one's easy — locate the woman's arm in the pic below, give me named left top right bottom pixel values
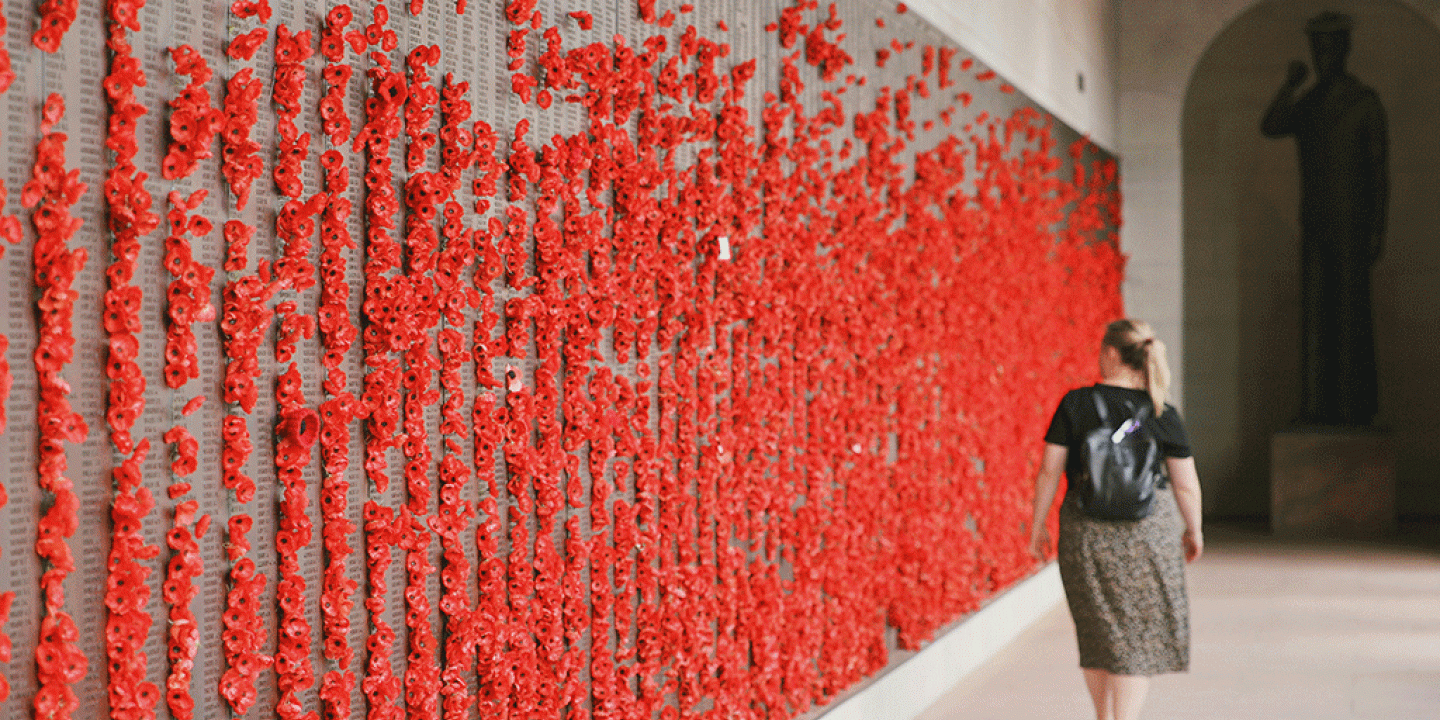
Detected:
left=1166, top=456, right=1204, bottom=562
left=1027, top=443, right=1068, bottom=560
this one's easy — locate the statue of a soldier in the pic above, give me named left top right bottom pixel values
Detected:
left=1261, top=11, right=1388, bottom=426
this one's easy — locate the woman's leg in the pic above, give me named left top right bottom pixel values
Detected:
left=1082, top=668, right=1110, bottom=720
left=1110, top=673, right=1149, bottom=720
left=1082, top=670, right=1150, bottom=720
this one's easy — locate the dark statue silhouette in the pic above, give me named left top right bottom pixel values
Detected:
left=1261, top=11, right=1388, bottom=426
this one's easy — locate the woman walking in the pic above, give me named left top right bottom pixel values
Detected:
left=1027, top=319, right=1204, bottom=720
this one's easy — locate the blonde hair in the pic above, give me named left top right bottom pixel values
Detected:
left=1102, top=319, right=1171, bottom=415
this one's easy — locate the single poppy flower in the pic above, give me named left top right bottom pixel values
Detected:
left=327, top=5, right=354, bottom=27
left=32, top=29, right=61, bottom=54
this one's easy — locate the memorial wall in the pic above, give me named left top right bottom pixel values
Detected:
left=0, top=1, right=1122, bottom=718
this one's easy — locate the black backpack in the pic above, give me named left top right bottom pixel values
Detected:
left=1073, top=389, right=1165, bottom=521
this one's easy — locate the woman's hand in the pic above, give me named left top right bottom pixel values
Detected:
left=1028, top=444, right=1068, bottom=562
left=1183, top=529, right=1204, bottom=563
left=1166, top=456, right=1205, bottom=564
left=1028, top=524, right=1050, bottom=561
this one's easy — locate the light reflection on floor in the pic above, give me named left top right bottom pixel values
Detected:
left=916, top=522, right=1440, bottom=720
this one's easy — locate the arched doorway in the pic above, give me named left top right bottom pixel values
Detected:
left=1181, top=0, right=1440, bottom=518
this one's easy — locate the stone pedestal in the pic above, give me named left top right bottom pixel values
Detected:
left=1271, top=429, right=1396, bottom=538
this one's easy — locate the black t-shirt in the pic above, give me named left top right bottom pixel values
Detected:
left=1044, top=384, right=1192, bottom=499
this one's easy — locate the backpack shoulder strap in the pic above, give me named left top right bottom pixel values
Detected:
left=1091, top=387, right=1110, bottom=425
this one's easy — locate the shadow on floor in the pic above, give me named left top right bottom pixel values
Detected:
left=1205, top=516, right=1440, bottom=551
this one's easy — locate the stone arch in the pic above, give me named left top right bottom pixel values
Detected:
left=1177, top=0, right=1440, bottom=517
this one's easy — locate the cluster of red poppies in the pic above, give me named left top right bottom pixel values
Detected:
left=507, top=29, right=537, bottom=103
left=408, top=52, right=453, bottom=715
left=225, top=27, right=265, bottom=61
left=505, top=0, right=536, bottom=24
left=95, top=6, right=167, bottom=717
left=161, top=499, right=207, bottom=720
left=273, top=369, right=320, bottom=720
left=467, top=114, right=507, bottom=716
left=467, top=387, right=504, bottom=714
left=544, top=39, right=681, bottom=707
left=230, top=0, right=270, bottom=22
left=0, top=331, right=7, bottom=430
left=360, top=3, right=400, bottom=53
left=497, top=381, right=545, bottom=717
left=100, top=1, right=158, bottom=459
left=468, top=121, right=501, bottom=216
left=162, top=347, right=207, bottom=719
left=24, top=93, right=89, bottom=720
left=214, top=12, right=273, bottom=707
left=315, top=379, right=359, bottom=719
left=354, top=9, right=408, bottom=717
left=432, top=75, right=483, bottom=720
left=219, top=260, right=277, bottom=494
left=162, top=189, right=218, bottom=389
left=577, top=371, right=620, bottom=712
left=31, top=0, right=78, bottom=52
left=435, top=323, right=476, bottom=720
left=275, top=238, right=319, bottom=358
left=0, top=6, right=15, bottom=448
left=935, top=46, right=956, bottom=89
left=0, top=2, right=1132, bottom=719
left=0, top=304, right=10, bottom=441
left=0, top=1, right=21, bottom=469
left=355, top=53, right=407, bottom=424
left=220, top=66, right=265, bottom=210
left=217, top=218, right=248, bottom=273
left=357, top=500, right=398, bottom=720
left=216, top=412, right=253, bottom=496
left=502, top=6, right=1110, bottom=714
left=315, top=377, right=359, bottom=719
left=635, top=0, right=685, bottom=27
left=216, top=515, right=270, bottom=714
left=272, top=24, right=314, bottom=202
left=0, top=6, right=13, bottom=94
left=104, top=441, right=160, bottom=720
left=161, top=425, right=198, bottom=479
left=161, top=47, right=223, bottom=181
left=266, top=22, right=326, bottom=720
left=397, top=511, right=438, bottom=718
left=315, top=9, right=361, bottom=720
left=319, top=8, right=355, bottom=142
left=403, top=48, right=440, bottom=172
left=0, top=588, right=12, bottom=702
left=505, top=102, right=602, bottom=717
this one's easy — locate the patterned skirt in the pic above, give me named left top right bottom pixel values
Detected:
left=1057, top=489, right=1190, bottom=675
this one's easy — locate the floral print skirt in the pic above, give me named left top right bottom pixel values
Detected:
left=1057, top=489, right=1190, bottom=675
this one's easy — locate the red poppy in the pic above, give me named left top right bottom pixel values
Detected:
left=229, top=0, right=271, bottom=22
left=327, top=5, right=354, bottom=27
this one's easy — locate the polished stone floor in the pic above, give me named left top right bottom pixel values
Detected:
left=916, top=523, right=1440, bottom=719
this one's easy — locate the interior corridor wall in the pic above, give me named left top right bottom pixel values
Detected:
left=905, top=0, right=1119, bottom=151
